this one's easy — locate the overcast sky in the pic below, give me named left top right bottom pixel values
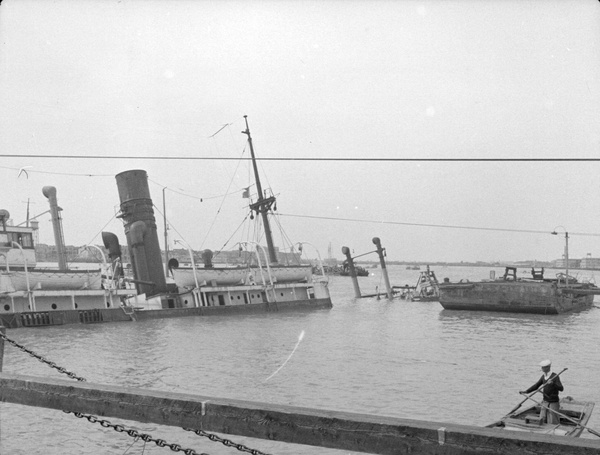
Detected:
left=0, top=0, right=599, bottom=263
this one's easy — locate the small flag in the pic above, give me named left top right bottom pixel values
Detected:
left=242, top=187, right=250, bottom=198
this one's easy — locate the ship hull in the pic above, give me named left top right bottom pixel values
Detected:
left=439, top=281, right=595, bottom=314
left=0, top=296, right=332, bottom=328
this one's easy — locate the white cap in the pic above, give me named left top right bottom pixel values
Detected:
left=539, top=359, right=551, bottom=367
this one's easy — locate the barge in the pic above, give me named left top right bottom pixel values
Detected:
left=438, top=267, right=599, bottom=314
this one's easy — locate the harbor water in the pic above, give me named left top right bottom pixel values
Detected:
left=2, top=264, right=600, bottom=454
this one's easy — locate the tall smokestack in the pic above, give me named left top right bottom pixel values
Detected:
left=115, top=170, right=167, bottom=297
left=42, top=186, right=68, bottom=270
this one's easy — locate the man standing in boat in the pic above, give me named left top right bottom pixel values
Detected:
left=520, top=359, right=564, bottom=424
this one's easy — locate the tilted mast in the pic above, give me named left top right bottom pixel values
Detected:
left=242, top=115, right=278, bottom=264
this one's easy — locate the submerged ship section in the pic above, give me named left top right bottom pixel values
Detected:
left=0, top=191, right=134, bottom=328
left=113, top=165, right=331, bottom=319
left=0, top=119, right=332, bottom=328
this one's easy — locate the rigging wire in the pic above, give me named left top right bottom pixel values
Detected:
left=198, top=150, right=247, bottom=250
left=276, top=213, right=600, bottom=237
left=0, top=164, right=113, bottom=177
left=271, top=214, right=301, bottom=265
left=85, top=212, right=119, bottom=246
left=212, top=214, right=252, bottom=262
left=147, top=177, right=245, bottom=202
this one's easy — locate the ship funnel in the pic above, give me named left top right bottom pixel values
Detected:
left=42, top=186, right=68, bottom=270
left=115, top=170, right=167, bottom=296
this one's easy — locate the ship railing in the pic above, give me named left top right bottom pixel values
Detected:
left=294, top=241, right=328, bottom=282
left=237, top=242, right=274, bottom=287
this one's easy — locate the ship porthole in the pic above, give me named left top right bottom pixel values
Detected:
left=51, top=304, right=57, bottom=310
left=3, top=304, right=9, bottom=311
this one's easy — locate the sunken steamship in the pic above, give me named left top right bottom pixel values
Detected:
left=0, top=118, right=332, bottom=328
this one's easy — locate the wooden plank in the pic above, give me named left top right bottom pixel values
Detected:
left=1, top=374, right=599, bottom=454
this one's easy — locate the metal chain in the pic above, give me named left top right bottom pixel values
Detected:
left=183, top=428, right=272, bottom=455
left=65, top=411, right=211, bottom=455
left=0, top=331, right=86, bottom=381
left=1, top=331, right=272, bottom=455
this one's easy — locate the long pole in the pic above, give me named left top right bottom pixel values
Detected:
left=505, top=367, right=568, bottom=417
left=163, top=187, right=169, bottom=277
left=242, top=116, right=278, bottom=264
left=565, top=232, right=569, bottom=282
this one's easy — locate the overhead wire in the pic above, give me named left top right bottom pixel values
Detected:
left=2, top=154, right=600, bottom=162
left=276, top=213, right=600, bottom=238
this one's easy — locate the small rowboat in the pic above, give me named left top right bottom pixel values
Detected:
left=487, top=396, right=595, bottom=437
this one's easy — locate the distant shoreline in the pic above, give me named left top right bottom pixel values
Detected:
left=355, top=261, right=600, bottom=272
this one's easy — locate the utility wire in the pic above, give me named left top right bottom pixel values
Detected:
left=1, top=154, right=600, bottom=162
left=277, top=213, right=600, bottom=237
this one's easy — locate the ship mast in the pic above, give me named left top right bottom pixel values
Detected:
left=242, top=115, right=278, bottom=264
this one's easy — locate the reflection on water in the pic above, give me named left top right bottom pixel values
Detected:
left=2, top=265, right=600, bottom=454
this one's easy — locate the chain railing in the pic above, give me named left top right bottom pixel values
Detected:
left=184, top=428, right=272, bottom=455
left=0, top=332, right=87, bottom=381
left=65, top=411, right=211, bottom=455
left=0, top=331, right=272, bottom=455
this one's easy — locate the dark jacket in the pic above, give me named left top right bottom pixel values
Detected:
left=525, top=372, right=564, bottom=403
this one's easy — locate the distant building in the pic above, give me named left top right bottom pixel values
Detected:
left=553, top=258, right=581, bottom=269
left=36, top=243, right=305, bottom=267
left=580, top=256, right=600, bottom=269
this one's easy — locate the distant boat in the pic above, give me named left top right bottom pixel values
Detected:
left=317, top=261, right=369, bottom=277
left=339, top=261, right=369, bottom=277
left=439, top=266, right=600, bottom=314
left=487, top=396, right=594, bottom=438
left=406, top=265, right=440, bottom=301
left=406, top=265, right=420, bottom=270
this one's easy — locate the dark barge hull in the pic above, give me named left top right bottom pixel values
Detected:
left=439, top=281, right=595, bottom=314
left=0, top=298, right=333, bottom=329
